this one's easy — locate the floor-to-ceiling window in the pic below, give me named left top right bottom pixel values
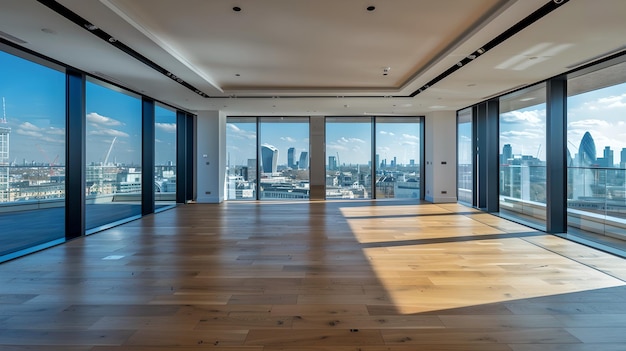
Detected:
left=457, top=108, right=473, bottom=204
left=85, top=79, right=142, bottom=231
left=226, top=117, right=257, bottom=200
left=258, top=117, right=309, bottom=200
left=567, top=60, right=626, bottom=242
left=325, top=117, right=372, bottom=199
left=499, top=84, right=547, bottom=230
left=154, top=104, right=176, bottom=206
left=375, top=117, right=421, bottom=199
left=0, top=49, right=66, bottom=257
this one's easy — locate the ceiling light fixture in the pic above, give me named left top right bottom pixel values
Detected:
left=84, top=23, right=98, bottom=31
left=367, top=6, right=376, bottom=11
left=233, top=6, right=241, bottom=12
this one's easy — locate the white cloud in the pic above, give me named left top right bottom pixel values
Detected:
left=402, top=141, right=418, bottom=146
left=88, top=129, right=130, bottom=137
left=568, top=119, right=611, bottom=128
left=86, top=112, right=123, bottom=126
left=16, top=129, right=43, bottom=137
left=337, top=137, right=365, bottom=144
left=597, top=93, right=626, bottom=108
left=40, top=136, right=64, bottom=144
left=227, top=123, right=256, bottom=140
left=18, top=122, right=42, bottom=131
left=46, top=127, right=65, bottom=135
left=402, top=134, right=419, bottom=140
left=280, top=136, right=296, bottom=143
left=327, top=144, right=349, bottom=151
left=380, top=131, right=395, bottom=136
left=500, top=110, right=544, bottom=124
left=501, top=130, right=542, bottom=139
left=155, top=122, right=176, bottom=133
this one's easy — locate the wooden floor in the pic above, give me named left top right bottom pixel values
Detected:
left=1, top=200, right=626, bottom=350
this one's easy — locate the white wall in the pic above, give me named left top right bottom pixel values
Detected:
left=424, top=110, right=457, bottom=203
left=195, top=110, right=226, bottom=203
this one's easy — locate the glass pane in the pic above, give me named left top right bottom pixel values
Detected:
left=375, top=117, right=421, bottom=199
left=155, top=104, right=176, bottom=206
left=326, top=117, right=372, bottom=199
left=85, top=79, right=142, bottom=231
left=567, top=60, right=626, bottom=242
left=499, top=84, right=547, bottom=230
left=259, top=117, right=309, bottom=200
left=0, top=50, right=66, bottom=257
left=226, top=117, right=257, bottom=200
left=457, top=108, right=473, bottom=204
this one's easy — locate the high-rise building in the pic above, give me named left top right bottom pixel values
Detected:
left=621, top=148, right=626, bottom=168
left=247, top=158, right=257, bottom=182
left=502, top=144, right=513, bottom=164
left=578, top=132, right=597, bottom=166
left=0, top=98, right=10, bottom=203
left=603, top=146, right=614, bottom=168
left=328, top=156, right=337, bottom=171
left=261, top=144, right=279, bottom=174
left=287, top=147, right=295, bottom=169
left=298, top=151, right=308, bottom=170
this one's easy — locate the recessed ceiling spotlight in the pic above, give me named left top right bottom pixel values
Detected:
left=235, top=73, right=241, bottom=77
left=41, top=28, right=56, bottom=34
left=84, top=23, right=98, bottom=31
left=233, top=6, right=241, bottom=12
left=367, top=5, right=376, bottom=11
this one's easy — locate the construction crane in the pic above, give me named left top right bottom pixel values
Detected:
left=36, top=145, right=59, bottom=176
left=103, top=136, right=117, bottom=165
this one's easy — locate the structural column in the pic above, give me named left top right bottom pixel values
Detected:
left=65, top=68, right=85, bottom=239
left=141, top=97, right=155, bottom=215
left=476, top=100, right=499, bottom=212
left=546, top=77, right=567, bottom=233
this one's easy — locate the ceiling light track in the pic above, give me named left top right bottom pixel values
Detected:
left=34, top=0, right=569, bottom=101
left=35, top=0, right=210, bottom=98
left=409, top=0, right=570, bottom=97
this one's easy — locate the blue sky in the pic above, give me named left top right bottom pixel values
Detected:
left=0, top=51, right=177, bottom=166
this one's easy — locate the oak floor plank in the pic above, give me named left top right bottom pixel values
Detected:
left=0, top=200, right=624, bottom=350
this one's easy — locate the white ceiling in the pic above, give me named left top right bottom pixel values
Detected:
left=0, top=0, right=625, bottom=116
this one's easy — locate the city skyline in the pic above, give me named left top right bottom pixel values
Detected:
left=3, top=50, right=624, bottom=169
left=499, top=82, right=626, bottom=162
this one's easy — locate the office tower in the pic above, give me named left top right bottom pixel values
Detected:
left=247, top=158, right=256, bottom=181
left=328, top=156, right=337, bottom=171
left=261, top=144, right=279, bottom=174
left=502, top=144, right=512, bottom=164
left=298, top=151, right=308, bottom=170
left=287, top=147, right=295, bottom=169
left=603, top=146, right=614, bottom=168
left=577, top=132, right=596, bottom=166
left=0, top=99, right=10, bottom=203
left=621, top=148, right=626, bottom=168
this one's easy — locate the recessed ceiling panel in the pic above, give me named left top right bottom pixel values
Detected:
left=103, top=0, right=505, bottom=93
